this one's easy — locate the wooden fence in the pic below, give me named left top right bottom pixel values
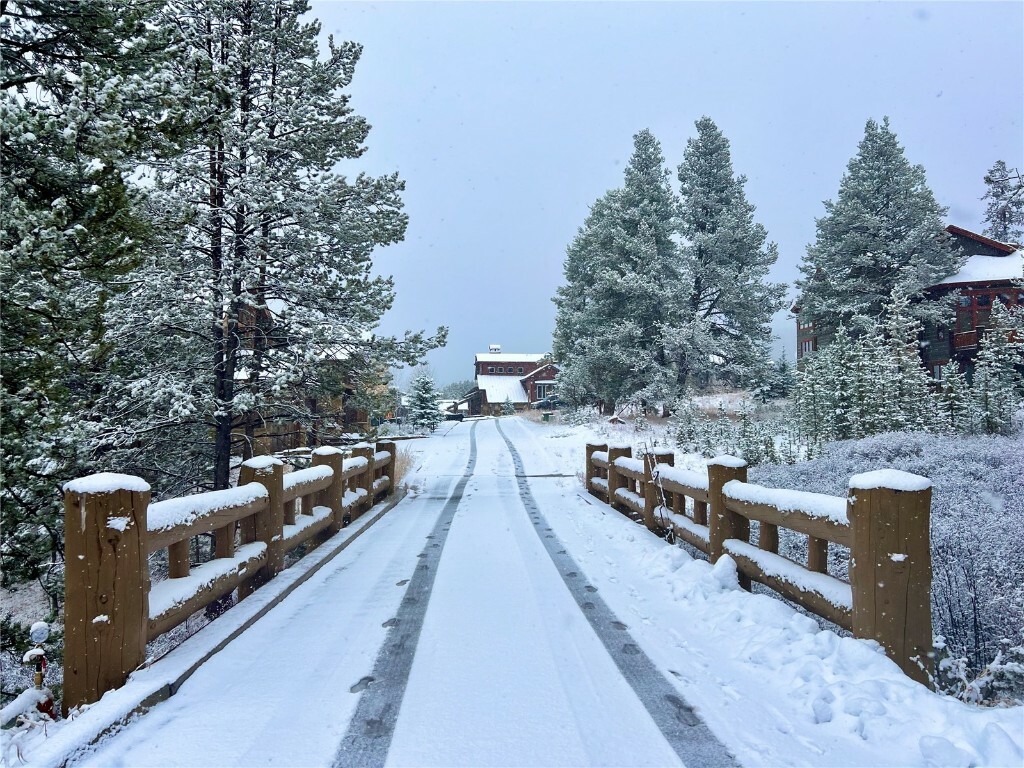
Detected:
left=61, top=441, right=397, bottom=714
left=586, top=443, right=933, bottom=685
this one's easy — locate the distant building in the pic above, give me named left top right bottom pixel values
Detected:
left=794, top=225, right=1023, bottom=377
left=457, top=345, right=560, bottom=415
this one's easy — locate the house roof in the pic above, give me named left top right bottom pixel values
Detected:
left=476, top=375, right=529, bottom=403
left=520, top=362, right=560, bottom=382
left=945, top=225, right=1017, bottom=254
left=475, top=353, right=548, bottom=363
left=937, top=252, right=1023, bottom=286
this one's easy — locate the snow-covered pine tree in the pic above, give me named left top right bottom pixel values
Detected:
left=99, top=0, right=445, bottom=491
left=882, top=288, right=939, bottom=432
left=853, top=326, right=894, bottom=437
left=794, top=351, right=830, bottom=449
left=667, top=117, right=786, bottom=390
left=971, top=300, right=1023, bottom=435
left=1, top=0, right=172, bottom=599
left=502, top=397, right=516, bottom=416
left=936, top=360, right=974, bottom=435
left=981, top=161, right=1024, bottom=244
left=822, top=325, right=857, bottom=440
left=797, top=118, right=963, bottom=335
left=553, top=131, right=678, bottom=411
left=407, top=374, right=444, bottom=432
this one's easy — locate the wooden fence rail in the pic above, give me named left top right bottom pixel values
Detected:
left=585, top=444, right=933, bottom=685
left=61, top=441, right=397, bottom=714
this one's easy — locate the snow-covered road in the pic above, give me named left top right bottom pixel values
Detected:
left=56, top=417, right=1024, bottom=768
left=74, top=419, right=727, bottom=767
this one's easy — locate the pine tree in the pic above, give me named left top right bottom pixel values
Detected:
left=407, top=374, right=444, bottom=432
left=936, top=360, right=974, bottom=435
left=1, top=0, right=173, bottom=600
left=882, top=288, right=939, bottom=432
left=972, top=300, right=1023, bottom=435
left=98, top=0, right=445, bottom=491
left=502, top=397, right=516, bottom=416
left=981, top=161, right=1024, bottom=244
left=667, top=117, right=786, bottom=390
left=553, top=131, right=678, bottom=411
left=797, top=117, right=963, bottom=335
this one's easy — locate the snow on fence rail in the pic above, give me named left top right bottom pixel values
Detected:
left=60, top=441, right=396, bottom=715
left=585, top=444, right=933, bottom=685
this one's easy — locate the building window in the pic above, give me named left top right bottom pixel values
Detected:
left=958, top=296, right=971, bottom=307
left=488, top=366, right=494, bottom=373
left=496, top=367, right=504, bottom=373
left=517, top=367, right=524, bottom=374
left=976, top=294, right=991, bottom=307
left=932, top=364, right=943, bottom=379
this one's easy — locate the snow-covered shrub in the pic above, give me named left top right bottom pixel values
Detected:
left=751, top=430, right=1024, bottom=702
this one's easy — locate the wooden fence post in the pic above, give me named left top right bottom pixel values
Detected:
left=352, top=444, right=374, bottom=517
left=707, top=456, right=750, bottom=590
left=606, top=445, right=630, bottom=512
left=62, top=473, right=151, bottom=714
left=312, top=447, right=346, bottom=534
left=642, top=450, right=674, bottom=533
left=847, top=470, right=933, bottom=685
left=237, top=457, right=284, bottom=599
left=377, top=441, right=397, bottom=497
left=585, top=443, right=607, bottom=498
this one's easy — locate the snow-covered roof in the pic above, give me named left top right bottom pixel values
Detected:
left=520, top=363, right=559, bottom=381
left=475, top=353, right=548, bottom=363
left=476, top=375, right=529, bottom=403
left=937, top=252, right=1023, bottom=286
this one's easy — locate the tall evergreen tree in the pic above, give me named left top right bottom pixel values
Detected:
left=797, top=117, right=963, bottom=334
left=97, top=0, right=444, bottom=492
left=553, top=130, right=678, bottom=411
left=981, top=160, right=1024, bottom=244
left=1, top=0, right=172, bottom=600
left=667, top=117, right=786, bottom=390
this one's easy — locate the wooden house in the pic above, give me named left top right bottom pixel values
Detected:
left=794, top=225, right=1022, bottom=377
left=458, top=346, right=560, bottom=415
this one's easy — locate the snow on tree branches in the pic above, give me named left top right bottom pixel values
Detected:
left=797, top=117, right=963, bottom=335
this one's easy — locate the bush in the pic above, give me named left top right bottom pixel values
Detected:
left=750, top=430, right=1024, bottom=702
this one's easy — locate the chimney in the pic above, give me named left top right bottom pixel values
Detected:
left=489, top=344, right=501, bottom=353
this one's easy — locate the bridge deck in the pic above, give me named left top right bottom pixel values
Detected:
left=67, top=418, right=1020, bottom=768
left=77, top=419, right=728, bottom=767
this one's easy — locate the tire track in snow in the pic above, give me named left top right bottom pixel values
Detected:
left=494, top=419, right=738, bottom=768
left=333, top=421, right=478, bottom=767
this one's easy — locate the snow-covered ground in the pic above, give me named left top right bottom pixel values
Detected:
left=7, top=416, right=1022, bottom=767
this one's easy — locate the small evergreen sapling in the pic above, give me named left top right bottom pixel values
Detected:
left=407, top=374, right=444, bottom=433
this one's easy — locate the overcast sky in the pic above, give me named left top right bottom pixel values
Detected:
left=312, top=1, right=1023, bottom=386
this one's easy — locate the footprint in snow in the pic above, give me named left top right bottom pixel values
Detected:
left=350, top=676, right=375, bottom=693
left=395, top=579, right=409, bottom=586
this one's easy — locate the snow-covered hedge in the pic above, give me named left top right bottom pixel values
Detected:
left=750, top=430, right=1024, bottom=686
